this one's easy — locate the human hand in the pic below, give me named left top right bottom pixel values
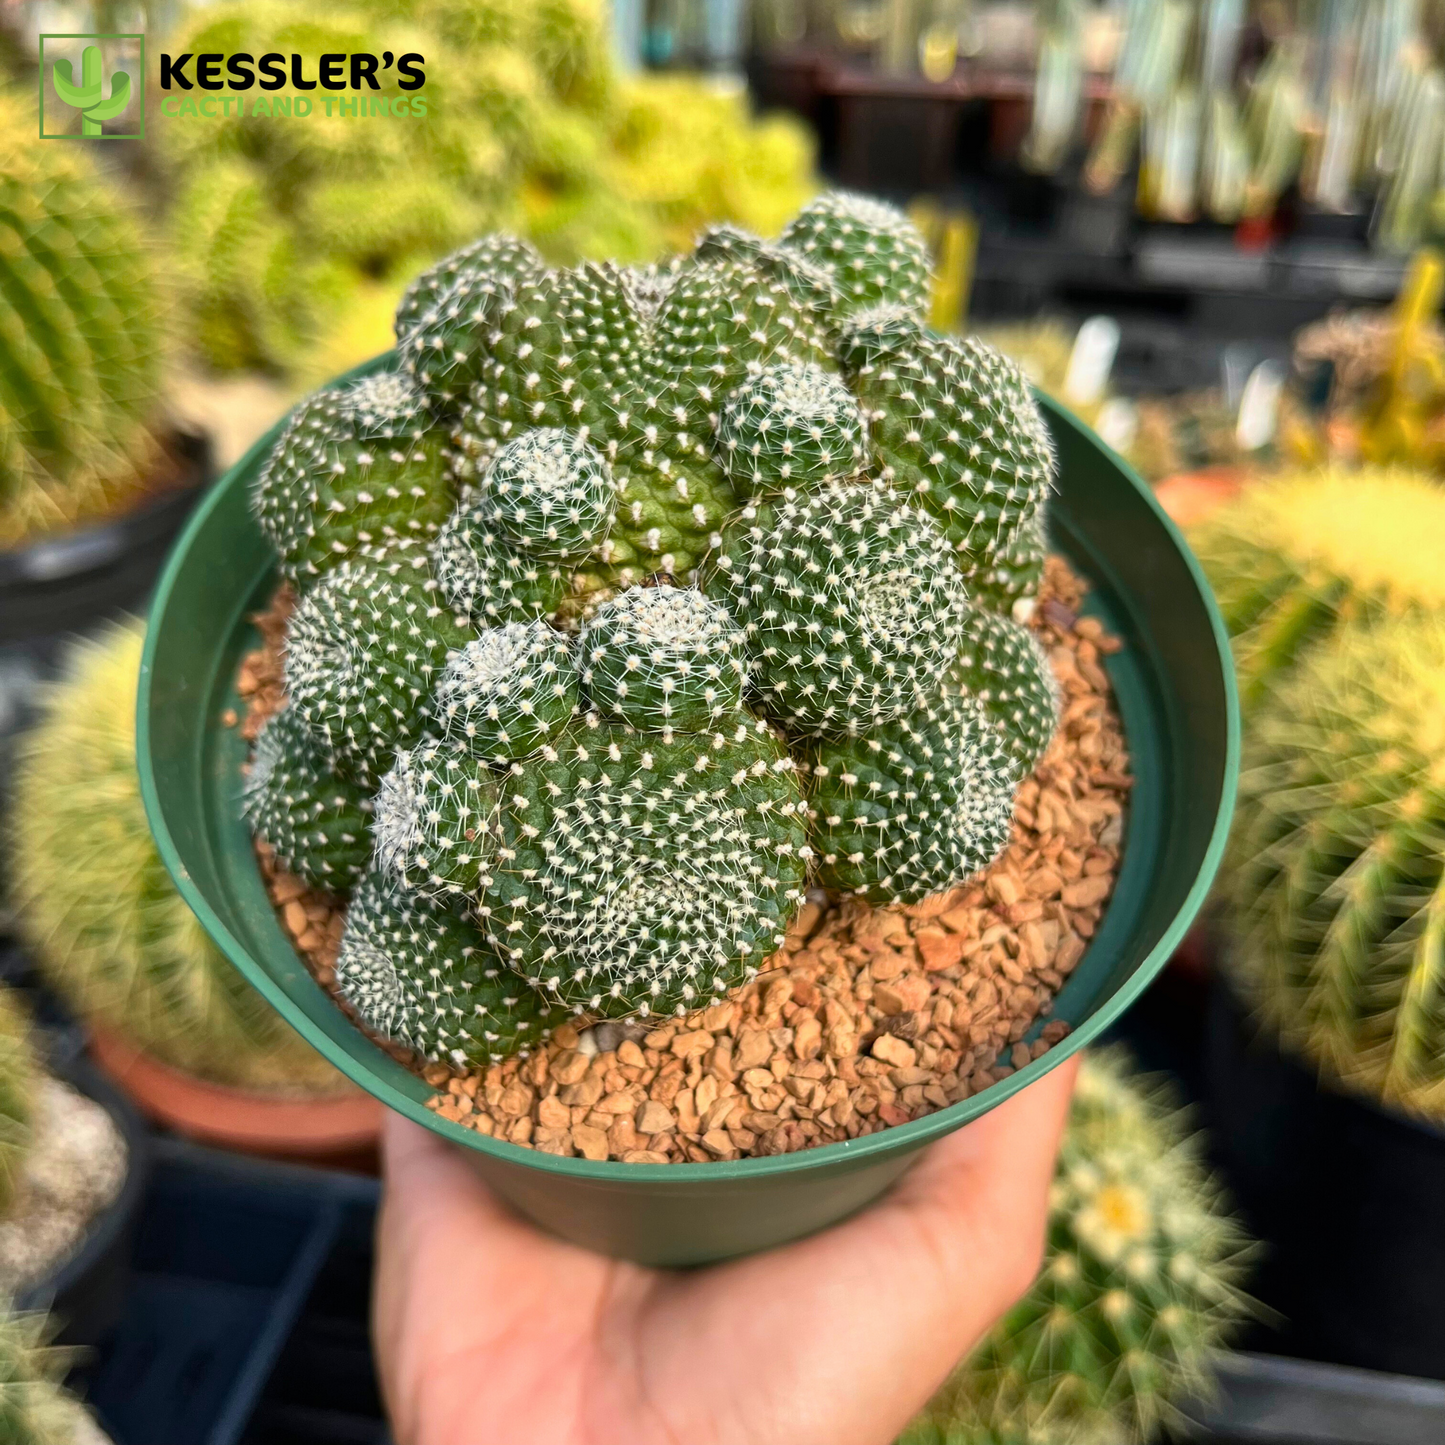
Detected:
left=373, top=1054, right=1079, bottom=1445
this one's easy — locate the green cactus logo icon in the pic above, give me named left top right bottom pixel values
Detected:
left=39, top=35, right=145, bottom=139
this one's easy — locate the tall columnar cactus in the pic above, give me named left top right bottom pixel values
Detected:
left=1189, top=467, right=1445, bottom=716
left=0, top=988, right=36, bottom=1219
left=251, top=193, right=1067, bottom=1045
left=0, top=94, right=165, bottom=546
left=902, top=1049, right=1255, bottom=1445
left=9, top=620, right=343, bottom=1092
left=1223, top=619, right=1445, bottom=1122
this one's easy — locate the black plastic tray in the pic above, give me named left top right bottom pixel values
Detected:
left=75, top=1140, right=379, bottom=1445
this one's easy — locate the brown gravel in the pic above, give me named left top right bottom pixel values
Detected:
left=236, top=556, right=1130, bottom=1163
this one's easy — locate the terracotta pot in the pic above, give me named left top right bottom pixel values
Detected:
left=1153, top=465, right=1246, bottom=528
left=88, top=1025, right=382, bottom=1164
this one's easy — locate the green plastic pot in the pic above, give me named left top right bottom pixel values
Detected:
left=137, top=357, right=1238, bottom=1266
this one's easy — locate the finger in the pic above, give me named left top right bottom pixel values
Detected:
left=622, top=1056, right=1079, bottom=1445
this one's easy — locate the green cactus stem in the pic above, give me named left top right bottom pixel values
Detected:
left=709, top=480, right=968, bottom=737
left=841, top=311, right=1056, bottom=587
left=806, top=690, right=1018, bottom=905
left=479, top=714, right=810, bottom=1017
left=252, top=371, right=453, bottom=585
left=433, top=620, right=580, bottom=763
left=716, top=360, right=867, bottom=497
left=336, top=870, right=556, bottom=1067
left=284, top=560, right=474, bottom=784
left=779, top=190, right=933, bottom=318
left=1189, top=466, right=1445, bottom=717
left=469, top=427, right=617, bottom=560
left=578, top=584, right=748, bottom=733
left=241, top=706, right=375, bottom=889
left=1223, top=618, right=1445, bottom=1122
left=373, top=739, right=501, bottom=902
left=393, top=232, right=546, bottom=343
left=948, top=608, right=1061, bottom=774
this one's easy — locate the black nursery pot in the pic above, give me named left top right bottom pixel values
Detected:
left=0, top=431, right=211, bottom=648
left=1206, top=983, right=1445, bottom=1381
left=0, top=431, right=211, bottom=827
left=14, top=1052, right=151, bottom=1347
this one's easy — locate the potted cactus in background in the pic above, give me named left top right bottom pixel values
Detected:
left=1192, top=469, right=1445, bottom=1378
left=901, top=1048, right=1255, bottom=1445
left=8, top=621, right=380, bottom=1161
left=0, top=94, right=207, bottom=644
left=155, top=0, right=817, bottom=389
left=0, top=91, right=211, bottom=816
left=0, top=1302, right=111, bottom=1444
left=0, top=982, right=142, bottom=1348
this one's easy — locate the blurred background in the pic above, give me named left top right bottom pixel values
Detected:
left=2, top=0, right=1445, bottom=1442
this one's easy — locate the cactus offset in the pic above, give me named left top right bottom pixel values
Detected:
left=244, top=194, right=1080, bottom=1052
left=579, top=585, right=747, bottom=732
left=841, top=311, right=1056, bottom=583
left=1223, top=619, right=1445, bottom=1122
left=434, top=620, right=580, bottom=763
left=241, top=706, right=375, bottom=888
left=949, top=607, right=1060, bottom=773
left=806, top=691, right=1017, bottom=904
left=779, top=190, right=932, bottom=319
left=904, top=1049, right=1254, bottom=1445
left=253, top=372, right=452, bottom=585
left=393, top=232, right=546, bottom=343
left=337, top=870, right=556, bottom=1066
left=716, top=360, right=867, bottom=497
left=470, top=713, right=809, bottom=1017
left=1189, top=467, right=1445, bottom=716
left=284, top=559, right=474, bottom=784
left=709, top=480, right=968, bottom=737
left=11, top=621, right=340, bottom=1091
left=467, top=428, right=617, bottom=560
left=373, top=738, right=501, bottom=902
left=0, top=94, right=164, bottom=546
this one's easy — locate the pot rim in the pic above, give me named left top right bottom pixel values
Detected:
left=137, top=359, right=1240, bottom=1185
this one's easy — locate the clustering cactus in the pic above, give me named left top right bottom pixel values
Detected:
left=1223, top=618, right=1445, bottom=1123
left=901, top=1049, right=1255, bottom=1445
left=245, top=193, right=1068, bottom=1057
left=1189, top=467, right=1445, bottom=716
left=161, top=1, right=816, bottom=379
left=9, top=621, right=344, bottom=1093
left=0, top=990, right=35, bottom=1219
left=0, top=93, right=165, bottom=546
